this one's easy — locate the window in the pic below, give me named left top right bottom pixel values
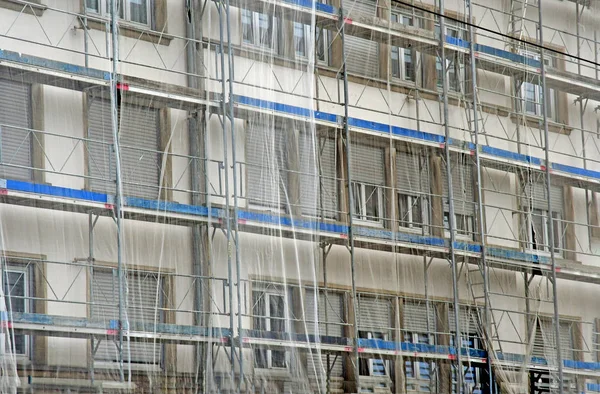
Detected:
left=435, top=18, right=466, bottom=92
left=527, top=209, right=562, bottom=254
left=391, top=12, right=415, bottom=82
left=3, top=266, right=29, bottom=357
left=242, top=10, right=276, bottom=50
left=444, top=212, right=474, bottom=238
left=404, top=332, right=436, bottom=393
left=519, top=51, right=556, bottom=120
left=398, top=193, right=426, bottom=230
left=359, top=331, right=388, bottom=376
left=352, top=182, right=383, bottom=225
left=86, top=0, right=151, bottom=26
left=87, top=100, right=160, bottom=200
left=91, top=268, right=164, bottom=366
left=293, top=22, right=328, bottom=63
left=253, top=289, right=288, bottom=369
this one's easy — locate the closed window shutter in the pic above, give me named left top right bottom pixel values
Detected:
left=442, top=153, right=474, bottom=216
left=246, top=123, right=289, bottom=208
left=305, top=290, right=344, bottom=379
left=350, top=143, right=385, bottom=185
left=396, top=151, right=429, bottom=195
left=344, top=0, right=379, bottom=78
left=91, top=268, right=163, bottom=365
left=524, top=182, right=563, bottom=213
left=87, top=100, right=159, bottom=199
left=403, top=300, right=435, bottom=335
left=532, top=318, right=573, bottom=361
left=299, top=134, right=338, bottom=218
left=448, top=306, right=479, bottom=337
left=0, top=79, right=32, bottom=181
left=357, top=296, right=392, bottom=336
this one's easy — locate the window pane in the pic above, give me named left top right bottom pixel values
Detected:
left=404, top=48, right=415, bottom=81
left=364, top=185, right=380, bottom=220
left=242, top=10, right=254, bottom=44
left=411, top=196, right=422, bottom=226
left=269, top=294, right=285, bottom=332
left=315, top=28, right=326, bottom=62
left=254, top=348, right=268, bottom=368
left=352, top=182, right=363, bottom=218
left=252, top=291, right=267, bottom=331
left=552, top=211, right=562, bottom=253
left=271, top=349, right=286, bottom=368
left=294, top=23, right=306, bottom=57
left=391, top=47, right=400, bottom=78
left=5, top=271, right=25, bottom=314
left=86, top=0, right=100, bottom=12
left=257, top=13, right=272, bottom=48
left=4, top=270, right=26, bottom=355
left=531, top=210, right=546, bottom=251
left=129, top=0, right=148, bottom=25
left=398, top=194, right=409, bottom=227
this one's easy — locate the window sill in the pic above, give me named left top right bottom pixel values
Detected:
left=354, top=219, right=385, bottom=228
left=510, top=113, right=572, bottom=136
left=0, top=0, right=45, bottom=16
left=254, top=368, right=290, bottom=378
left=85, top=20, right=173, bottom=46
left=94, top=361, right=161, bottom=372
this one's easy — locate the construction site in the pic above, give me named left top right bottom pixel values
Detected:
left=1, top=0, right=600, bottom=392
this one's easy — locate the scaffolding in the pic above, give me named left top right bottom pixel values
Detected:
left=0, top=0, right=598, bottom=393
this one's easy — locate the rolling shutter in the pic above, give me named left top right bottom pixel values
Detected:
left=299, top=134, right=338, bottom=218
left=305, top=290, right=344, bottom=380
left=448, top=306, right=479, bottom=336
left=524, top=183, right=563, bottom=213
left=396, top=151, right=429, bottom=195
left=403, top=300, right=435, bottom=335
left=532, top=318, right=573, bottom=361
left=246, top=122, right=289, bottom=208
left=442, top=153, right=474, bottom=216
left=91, top=268, right=163, bottom=365
left=357, top=296, right=392, bottom=335
left=87, top=99, right=159, bottom=199
left=350, top=143, right=385, bottom=185
left=344, top=0, right=379, bottom=77
left=0, top=79, right=32, bottom=181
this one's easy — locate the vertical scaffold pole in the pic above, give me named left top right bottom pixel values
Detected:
left=216, top=0, right=237, bottom=388
left=438, top=0, right=463, bottom=391
left=466, top=0, right=493, bottom=390
left=224, top=0, right=244, bottom=387
left=537, top=2, right=563, bottom=392
left=339, top=3, right=360, bottom=392
left=109, top=0, right=125, bottom=383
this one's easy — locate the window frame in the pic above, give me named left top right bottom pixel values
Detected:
left=404, top=332, right=436, bottom=393
left=358, top=330, right=389, bottom=377
left=85, top=0, right=152, bottom=27
left=435, top=18, right=466, bottom=93
left=444, top=212, right=474, bottom=240
left=390, top=11, right=416, bottom=83
left=241, top=10, right=278, bottom=52
left=398, top=193, right=427, bottom=231
left=3, top=264, right=30, bottom=359
left=352, top=181, right=384, bottom=227
left=252, top=288, right=289, bottom=370
left=293, top=22, right=329, bottom=64
left=518, top=50, right=557, bottom=121
left=526, top=208, right=562, bottom=256
left=90, top=267, right=166, bottom=368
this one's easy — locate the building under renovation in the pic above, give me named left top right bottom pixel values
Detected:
left=0, top=0, right=599, bottom=392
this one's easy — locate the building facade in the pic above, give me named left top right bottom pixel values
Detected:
left=0, top=0, right=597, bottom=393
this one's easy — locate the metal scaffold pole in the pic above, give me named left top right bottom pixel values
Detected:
left=216, top=0, right=237, bottom=387
left=109, top=0, right=126, bottom=384
left=339, top=2, right=361, bottom=391
left=439, top=0, right=463, bottom=391
left=466, top=0, right=493, bottom=390
left=224, top=0, right=245, bottom=387
left=537, top=1, right=564, bottom=392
